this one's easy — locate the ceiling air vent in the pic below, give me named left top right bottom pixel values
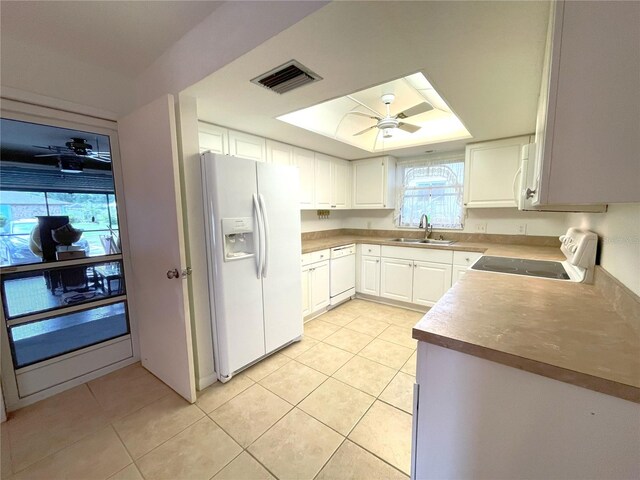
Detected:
left=251, top=60, right=322, bottom=94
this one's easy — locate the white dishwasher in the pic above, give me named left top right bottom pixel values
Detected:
left=330, top=244, right=356, bottom=306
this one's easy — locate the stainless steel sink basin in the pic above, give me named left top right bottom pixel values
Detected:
left=389, top=238, right=455, bottom=246
left=420, top=239, right=455, bottom=245
left=389, top=238, right=422, bottom=243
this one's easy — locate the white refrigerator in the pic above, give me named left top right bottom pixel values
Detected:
left=201, top=153, right=302, bottom=382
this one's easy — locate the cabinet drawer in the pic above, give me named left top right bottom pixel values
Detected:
left=302, top=249, right=330, bottom=266
left=381, top=245, right=453, bottom=264
left=453, top=251, right=483, bottom=266
left=361, top=244, right=381, bottom=256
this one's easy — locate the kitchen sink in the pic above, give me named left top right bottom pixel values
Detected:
left=389, top=238, right=455, bottom=246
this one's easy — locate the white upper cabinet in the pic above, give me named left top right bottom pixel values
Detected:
left=330, top=157, right=351, bottom=209
left=352, top=156, right=396, bottom=209
left=198, top=122, right=228, bottom=155
left=228, top=130, right=266, bottom=162
left=532, top=1, right=639, bottom=204
left=464, top=136, right=531, bottom=208
left=294, top=147, right=315, bottom=209
left=314, top=153, right=332, bottom=209
left=266, top=140, right=294, bottom=166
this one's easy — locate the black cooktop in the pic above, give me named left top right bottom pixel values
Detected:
left=470, top=256, right=570, bottom=280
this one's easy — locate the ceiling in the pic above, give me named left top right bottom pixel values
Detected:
left=0, top=1, right=223, bottom=77
left=185, top=1, right=550, bottom=160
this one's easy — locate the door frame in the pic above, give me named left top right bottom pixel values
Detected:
left=0, top=98, right=140, bottom=411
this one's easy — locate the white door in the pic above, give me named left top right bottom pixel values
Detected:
left=202, top=154, right=265, bottom=377
left=266, top=140, right=293, bottom=165
left=352, top=158, right=384, bottom=208
left=360, top=255, right=381, bottom=296
left=301, top=266, right=311, bottom=317
left=310, top=261, right=330, bottom=312
left=314, top=153, right=332, bottom=208
left=118, top=94, right=196, bottom=402
left=330, top=158, right=350, bottom=209
left=380, top=258, right=413, bottom=302
left=294, top=147, right=315, bottom=208
left=228, top=130, right=266, bottom=161
left=412, top=261, right=453, bottom=307
left=257, top=162, right=303, bottom=353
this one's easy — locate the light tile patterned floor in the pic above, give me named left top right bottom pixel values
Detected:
left=0, top=299, right=423, bottom=480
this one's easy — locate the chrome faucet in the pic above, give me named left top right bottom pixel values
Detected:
left=418, top=213, right=433, bottom=239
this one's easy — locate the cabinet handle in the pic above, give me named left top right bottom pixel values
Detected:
left=465, top=257, right=470, bottom=262
left=376, top=259, right=379, bottom=263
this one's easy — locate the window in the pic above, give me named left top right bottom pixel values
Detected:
left=396, top=154, right=465, bottom=229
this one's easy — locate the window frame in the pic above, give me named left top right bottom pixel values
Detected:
left=395, top=152, right=466, bottom=230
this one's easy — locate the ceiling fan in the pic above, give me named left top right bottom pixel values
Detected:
left=33, top=137, right=111, bottom=162
left=347, top=93, right=433, bottom=138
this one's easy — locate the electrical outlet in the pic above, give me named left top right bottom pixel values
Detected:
left=517, top=223, right=527, bottom=235
left=475, top=222, right=487, bottom=233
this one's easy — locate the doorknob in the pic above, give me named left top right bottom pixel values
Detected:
left=167, top=269, right=180, bottom=279
left=167, top=267, right=193, bottom=279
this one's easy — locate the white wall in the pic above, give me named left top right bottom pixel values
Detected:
left=300, top=210, right=350, bottom=233
left=302, top=208, right=569, bottom=237
left=0, top=35, right=136, bottom=117
left=567, top=203, right=640, bottom=296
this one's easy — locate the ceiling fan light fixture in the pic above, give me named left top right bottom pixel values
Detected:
left=382, top=128, right=393, bottom=139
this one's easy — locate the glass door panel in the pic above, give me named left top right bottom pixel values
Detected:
left=1, top=260, right=125, bottom=319
left=9, top=301, right=129, bottom=369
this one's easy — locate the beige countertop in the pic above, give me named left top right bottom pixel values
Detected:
left=301, top=234, right=563, bottom=259
left=302, top=233, right=640, bottom=402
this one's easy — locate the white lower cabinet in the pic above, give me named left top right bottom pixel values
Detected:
left=301, top=259, right=330, bottom=318
left=412, top=261, right=453, bottom=307
left=452, top=265, right=469, bottom=284
left=363, top=246, right=479, bottom=307
left=360, top=255, right=381, bottom=296
left=380, top=258, right=414, bottom=302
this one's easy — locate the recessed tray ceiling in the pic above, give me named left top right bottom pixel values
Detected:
left=278, top=72, right=471, bottom=153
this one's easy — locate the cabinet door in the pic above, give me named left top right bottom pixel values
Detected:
left=464, top=136, right=529, bottom=208
left=452, top=265, right=468, bottom=285
left=301, top=266, right=311, bottom=317
left=412, top=261, right=452, bottom=307
left=294, top=147, right=315, bottom=209
left=352, top=158, right=384, bottom=208
left=314, top=153, right=332, bottom=209
left=380, top=258, right=413, bottom=302
left=310, top=261, right=330, bottom=312
left=360, top=255, right=381, bottom=296
left=330, top=158, right=350, bottom=209
left=228, top=130, right=266, bottom=162
left=198, top=123, right=228, bottom=154
left=266, top=140, right=293, bottom=165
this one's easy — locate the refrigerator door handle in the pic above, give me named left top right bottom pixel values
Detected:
left=258, top=194, right=270, bottom=278
left=253, top=194, right=264, bottom=279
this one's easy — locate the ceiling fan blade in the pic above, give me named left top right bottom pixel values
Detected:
left=353, top=125, right=377, bottom=136
left=396, top=102, right=433, bottom=119
left=398, top=122, right=421, bottom=134
left=345, top=111, right=381, bottom=121
left=34, top=153, right=62, bottom=157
